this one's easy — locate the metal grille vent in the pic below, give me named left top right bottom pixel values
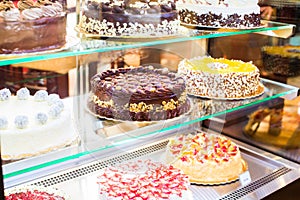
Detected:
left=219, top=167, right=292, bottom=200
left=33, top=140, right=168, bottom=187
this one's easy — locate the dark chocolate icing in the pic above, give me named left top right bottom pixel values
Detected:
left=91, top=66, right=185, bottom=105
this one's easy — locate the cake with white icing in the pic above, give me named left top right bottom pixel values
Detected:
left=78, top=0, right=180, bottom=37
left=166, top=131, right=247, bottom=184
left=97, top=159, right=193, bottom=199
left=178, top=56, right=264, bottom=99
left=176, top=0, right=261, bottom=28
left=0, top=87, right=78, bottom=160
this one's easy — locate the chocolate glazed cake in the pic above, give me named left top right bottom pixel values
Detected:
left=0, top=0, right=66, bottom=54
left=79, top=0, right=180, bottom=37
left=88, top=66, right=191, bottom=121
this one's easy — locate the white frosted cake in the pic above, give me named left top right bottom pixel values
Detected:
left=176, top=0, right=261, bottom=28
left=0, top=88, right=78, bottom=160
left=97, top=159, right=193, bottom=199
left=178, top=56, right=264, bottom=99
left=166, top=132, right=247, bottom=184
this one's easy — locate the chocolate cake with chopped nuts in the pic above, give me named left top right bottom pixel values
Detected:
left=0, top=0, right=66, bottom=54
left=88, top=66, right=190, bottom=121
left=78, top=0, right=180, bottom=37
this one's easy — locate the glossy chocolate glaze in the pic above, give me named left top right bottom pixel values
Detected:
left=89, top=66, right=190, bottom=121
left=83, top=0, right=177, bottom=26
left=91, top=66, right=186, bottom=105
left=0, top=15, right=66, bottom=54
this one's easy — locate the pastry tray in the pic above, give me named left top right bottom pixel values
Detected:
left=9, top=128, right=300, bottom=200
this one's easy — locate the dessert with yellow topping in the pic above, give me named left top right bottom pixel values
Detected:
left=0, top=0, right=66, bottom=54
left=178, top=56, right=264, bottom=99
left=88, top=66, right=190, bottom=121
left=262, top=46, right=300, bottom=76
left=166, top=131, right=247, bottom=184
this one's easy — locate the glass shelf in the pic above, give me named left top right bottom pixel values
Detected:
left=3, top=78, right=298, bottom=184
left=0, top=20, right=295, bottom=67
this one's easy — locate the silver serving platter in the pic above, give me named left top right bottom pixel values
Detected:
left=7, top=127, right=300, bottom=200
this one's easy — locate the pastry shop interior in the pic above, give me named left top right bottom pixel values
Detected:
left=0, top=0, right=300, bottom=199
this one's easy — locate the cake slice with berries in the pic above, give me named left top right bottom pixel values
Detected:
left=166, top=131, right=247, bottom=184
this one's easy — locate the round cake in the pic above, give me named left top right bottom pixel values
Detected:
left=178, top=56, right=264, bottom=99
left=0, top=0, right=66, bottom=54
left=97, top=159, right=192, bottom=199
left=176, top=0, right=261, bottom=28
left=78, top=0, right=180, bottom=37
left=88, top=66, right=190, bottom=121
left=0, top=87, right=78, bottom=160
left=261, top=45, right=300, bottom=76
left=5, top=185, right=67, bottom=200
left=166, top=131, right=247, bottom=184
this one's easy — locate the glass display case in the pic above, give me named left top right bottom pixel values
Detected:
left=1, top=4, right=300, bottom=200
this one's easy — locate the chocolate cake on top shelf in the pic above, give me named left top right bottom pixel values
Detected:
left=78, top=0, right=180, bottom=37
left=0, top=0, right=66, bottom=54
left=88, top=66, right=190, bottom=121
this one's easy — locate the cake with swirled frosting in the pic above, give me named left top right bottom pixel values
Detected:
left=178, top=56, right=264, bottom=99
left=78, top=0, right=180, bottom=37
left=176, top=0, right=261, bottom=28
left=0, top=0, right=66, bottom=54
left=166, top=131, right=247, bottom=184
left=88, top=66, right=190, bottom=121
left=0, top=87, right=78, bottom=160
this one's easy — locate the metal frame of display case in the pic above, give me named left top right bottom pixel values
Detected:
left=0, top=10, right=299, bottom=199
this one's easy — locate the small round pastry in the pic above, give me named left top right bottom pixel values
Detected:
left=166, top=131, right=247, bottom=184
left=97, top=159, right=192, bottom=199
left=88, top=66, right=190, bottom=121
left=5, top=185, right=67, bottom=200
left=178, top=56, right=264, bottom=99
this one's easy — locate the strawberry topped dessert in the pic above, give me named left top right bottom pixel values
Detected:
left=97, top=159, right=193, bottom=199
left=166, top=131, right=247, bottom=184
left=5, top=186, right=67, bottom=200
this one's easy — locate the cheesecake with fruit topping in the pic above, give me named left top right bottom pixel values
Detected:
left=97, top=159, right=193, bottom=199
left=166, top=131, right=246, bottom=184
left=178, top=56, right=264, bottom=99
